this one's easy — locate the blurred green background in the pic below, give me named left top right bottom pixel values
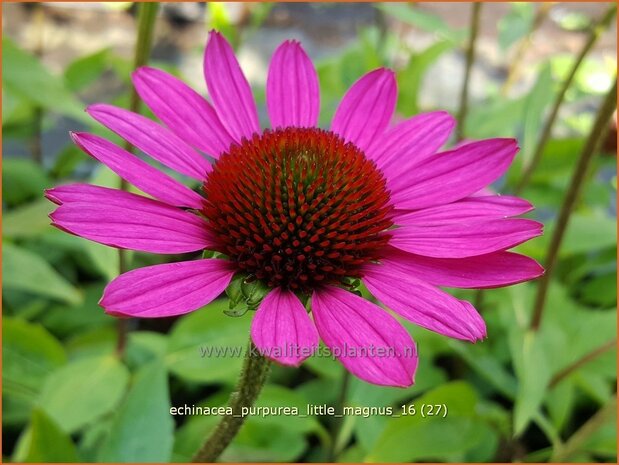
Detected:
left=2, top=2, right=617, bottom=463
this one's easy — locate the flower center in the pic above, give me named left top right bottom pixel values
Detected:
left=203, top=127, right=393, bottom=292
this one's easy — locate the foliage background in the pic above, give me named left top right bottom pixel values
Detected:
left=2, top=2, right=617, bottom=462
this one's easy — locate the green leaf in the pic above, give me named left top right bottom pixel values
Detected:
left=125, top=331, right=168, bottom=368
left=2, top=158, right=50, bottom=207
left=17, top=409, right=80, bottom=462
left=40, top=284, right=113, bottom=338
left=367, top=382, right=489, bottom=462
left=464, top=96, right=526, bottom=139
left=82, top=241, right=120, bottom=281
left=2, top=318, right=66, bottom=417
left=2, top=37, right=88, bottom=122
left=511, top=329, right=552, bottom=435
left=396, top=41, right=453, bottom=116
left=64, top=48, right=111, bottom=92
left=166, top=298, right=252, bottom=384
left=498, top=3, right=535, bottom=51
left=3, top=242, right=82, bottom=304
left=3, top=198, right=55, bottom=239
left=38, top=355, right=130, bottom=433
left=98, top=361, right=174, bottom=462
left=252, top=385, right=324, bottom=435
left=223, top=421, right=307, bottom=462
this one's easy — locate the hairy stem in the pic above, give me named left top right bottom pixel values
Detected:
left=516, top=5, right=617, bottom=194
left=192, top=341, right=271, bottom=462
left=116, top=2, right=159, bottom=357
left=530, top=81, right=617, bottom=331
left=456, top=2, right=482, bottom=141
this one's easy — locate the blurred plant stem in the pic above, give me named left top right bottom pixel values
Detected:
left=116, top=2, right=159, bottom=358
left=30, top=4, right=46, bottom=166
left=516, top=5, right=617, bottom=194
left=500, top=3, right=552, bottom=97
left=192, top=341, right=271, bottom=462
left=462, top=4, right=483, bottom=306
left=327, top=370, right=351, bottom=461
left=530, top=80, right=617, bottom=331
left=551, top=396, right=617, bottom=462
left=549, top=338, right=617, bottom=388
left=455, top=2, right=482, bottom=141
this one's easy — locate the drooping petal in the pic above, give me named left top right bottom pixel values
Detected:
left=366, top=111, right=455, bottom=180
left=390, top=218, right=543, bottom=258
left=267, top=40, right=320, bottom=129
left=311, top=286, right=417, bottom=387
left=100, top=259, right=235, bottom=317
left=203, top=30, right=260, bottom=141
left=70, top=132, right=203, bottom=209
left=132, top=66, right=235, bottom=158
left=393, top=196, right=533, bottom=227
left=363, top=262, right=486, bottom=342
left=379, top=246, right=544, bottom=289
left=49, top=187, right=214, bottom=254
left=330, top=68, right=397, bottom=151
left=251, top=287, right=319, bottom=366
left=389, top=138, right=519, bottom=210
left=87, top=103, right=210, bottom=180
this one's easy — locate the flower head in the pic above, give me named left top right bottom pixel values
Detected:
left=47, top=31, right=543, bottom=387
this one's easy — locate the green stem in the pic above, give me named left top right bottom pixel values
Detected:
left=551, top=396, right=617, bottom=462
left=116, top=2, right=159, bottom=357
left=456, top=2, right=482, bottom=141
left=192, top=341, right=271, bottom=462
left=549, top=338, right=617, bottom=388
left=516, top=5, right=617, bottom=194
left=530, top=81, right=617, bottom=331
left=500, top=3, right=552, bottom=96
left=327, top=370, right=351, bottom=461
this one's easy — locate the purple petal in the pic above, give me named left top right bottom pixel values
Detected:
left=390, top=218, right=543, bottom=258
left=394, top=196, right=533, bottom=227
left=366, top=111, right=455, bottom=181
left=49, top=187, right=214, bottom=254
left=70, top=132, right=203, bottom=209
left=100, top=259, right=235, bottom=317
left=389, top=138, right=519, bottom=210
left=87, top=103, right=210, bottom=180
left=132, top=66, right=235, bottom=158
left=251, top=287, right=319, bottom=366
left=379, top=247, right=545, bottom=289
left=311, top=286, right=417, bottom=387
left=363, top=262, right=486, bottom=342
left=203, top=30, right=260, bottom=140
left=330, top=68, right=397, bottom=151
left=267, top=40, right=320, bottom=129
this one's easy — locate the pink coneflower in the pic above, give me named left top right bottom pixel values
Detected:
left=46, top=31, right=543, bottom=387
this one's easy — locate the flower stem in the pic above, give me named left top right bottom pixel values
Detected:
left=500, top=3, right=552, bottom=97
left=327, top=370, right=351, bottom=461
left=530, top=80, right=617, bottom=331
left=116, top=2, right=159, bottom=357
left=516, top=5, right=617, bottom=194
left=192, top=341, right=271, bottom=462
left=549, top=338, right=617, bottom=389
left=456, top=2, right=482, bottom=141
